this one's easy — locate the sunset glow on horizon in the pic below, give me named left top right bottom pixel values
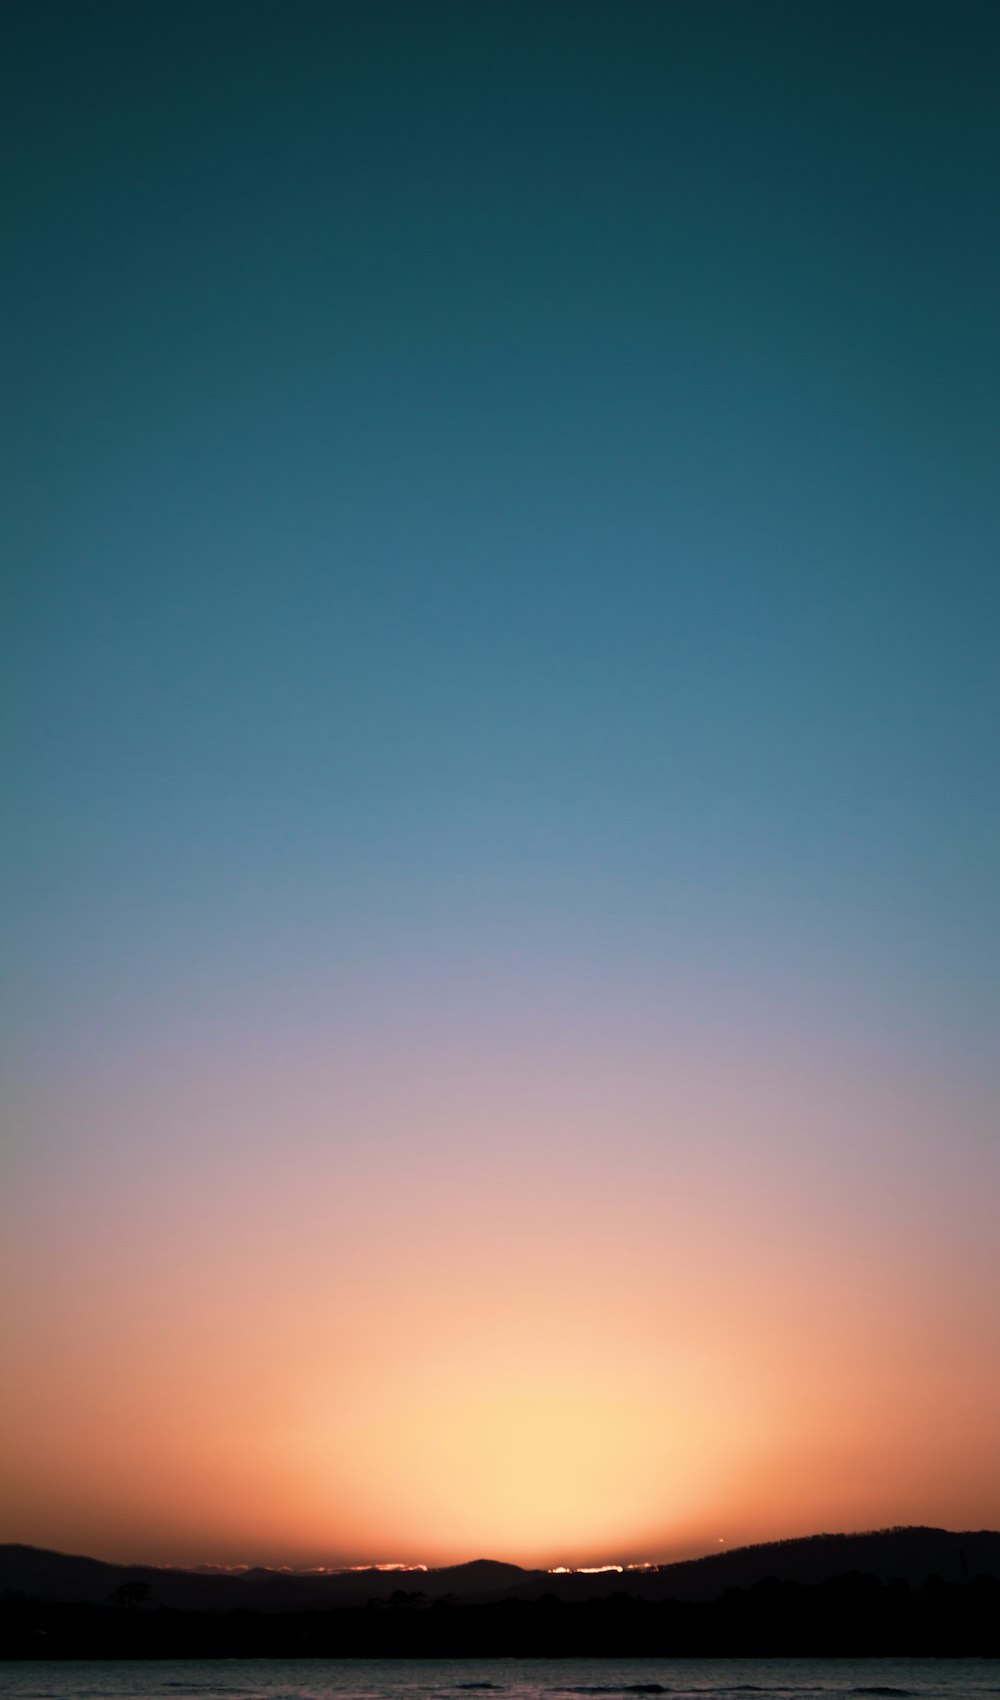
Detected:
left=5, top=982, right=998, bottom=1568
left=3, top=0, right=999, bottom=1574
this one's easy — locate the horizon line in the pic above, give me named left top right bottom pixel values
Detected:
left=5, top=1523, right=984, bottom=1578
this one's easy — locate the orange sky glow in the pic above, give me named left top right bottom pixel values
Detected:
left=4, top=1002, right=998, bottom=1570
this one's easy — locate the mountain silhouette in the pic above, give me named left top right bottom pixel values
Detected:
left=494, top=1526, right=1000, bottom=1603
left=3, top=1526, right=998, bottom=1612
left=5, top=1530, right=1000, bottom=1659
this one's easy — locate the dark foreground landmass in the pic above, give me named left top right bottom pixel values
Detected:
left=3, top=1528, right=999, bottom=1659
left=3, top=1571, right=1000, bottom=1658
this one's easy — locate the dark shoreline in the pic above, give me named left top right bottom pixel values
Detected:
left=5, top=1572, right=1000, bottom=1661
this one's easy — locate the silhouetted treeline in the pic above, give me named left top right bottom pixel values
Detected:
left=4, top=1570, right=999, bottom=1659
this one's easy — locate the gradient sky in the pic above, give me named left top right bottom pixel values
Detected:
left=3, top=0, right=999, bottom=1570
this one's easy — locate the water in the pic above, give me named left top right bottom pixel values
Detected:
left=3, top=1658, right=999, bottom=1700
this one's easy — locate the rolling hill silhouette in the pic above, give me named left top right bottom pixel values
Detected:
left=3, top=1526, right=998, bottom=1611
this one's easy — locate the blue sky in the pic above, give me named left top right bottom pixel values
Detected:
left=6, top=0, right=999, bottom=1072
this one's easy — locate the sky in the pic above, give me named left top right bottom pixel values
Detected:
left=2, top=0, right=999, bottom=1570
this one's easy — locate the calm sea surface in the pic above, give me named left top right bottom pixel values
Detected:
left=3, top=1658, right=999, bottom=1700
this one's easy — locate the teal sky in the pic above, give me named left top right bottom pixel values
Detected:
left=6, top=1, right=999, bottom=1066
left=2, top=0, right=1000, bottom=1566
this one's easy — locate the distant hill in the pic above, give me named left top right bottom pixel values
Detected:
left=495, top=1526, right=1000, bottom=1603
left=2, top=1526, right=998, bottom=1612
left=0, top=1544, right=530, bottom=1611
